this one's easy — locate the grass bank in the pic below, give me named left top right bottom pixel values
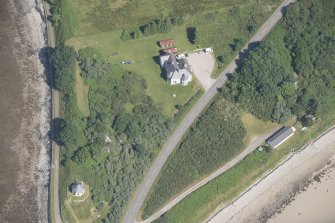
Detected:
left=153, top=115, right=335, bottom=223
left=141, top=97, right=278, bottom=219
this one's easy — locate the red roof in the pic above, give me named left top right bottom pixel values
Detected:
left=159, top=39, right=175, bottom=47
left=163, top=47, right=177, bottom=54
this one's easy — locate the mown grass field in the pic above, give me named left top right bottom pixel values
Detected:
left=67, top=27, right=200, bottom=117
left=153, top=115, right=335, bottom=223
left=75, top=63, right=90, bottom=116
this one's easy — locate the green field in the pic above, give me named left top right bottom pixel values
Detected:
left=63, top=0, right=282, bottom=116
left=65, top=0, right=276, bottom=36
left=68, top=27, right=200, bottom=117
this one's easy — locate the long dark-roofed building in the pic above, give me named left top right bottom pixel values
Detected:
left=267, top=126, right=296, bottom=149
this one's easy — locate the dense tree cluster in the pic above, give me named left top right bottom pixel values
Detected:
left=53, top=46, right=173, bottom=222
left=78, top=47, right=113, bottom=79
left=223, top=39, right=296, bottom=123
left=121, top=17, right=184, bottom=40
left=143, top=99, right=246, bottom=218
left=224, top=0, right=335, bottom=123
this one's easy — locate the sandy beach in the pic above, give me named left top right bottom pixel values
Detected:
left=268, top=157, right=335, bottom=223
left=207, top=127, right=335, bottom=223
left=0, top=0, right=50, bottom=222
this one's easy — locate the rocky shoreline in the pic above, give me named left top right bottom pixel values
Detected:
left=0, top=0, right=50, bottom=222
left=267, top=160, right=335, bottom=222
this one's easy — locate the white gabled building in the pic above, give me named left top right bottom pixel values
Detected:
left=159, top=53, right=192, bottom=86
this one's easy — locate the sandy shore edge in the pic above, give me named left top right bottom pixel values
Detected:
left=208, top=127, right=335, bottom=223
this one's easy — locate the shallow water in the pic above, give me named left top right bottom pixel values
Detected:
left=0, top=0, right=50, bottom=222
left=0, top=0, right=24, bottom=216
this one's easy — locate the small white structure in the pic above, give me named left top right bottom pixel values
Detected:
left=72, top=182, right=85, bottom=197
left=204, top=48, right=213, bottom=53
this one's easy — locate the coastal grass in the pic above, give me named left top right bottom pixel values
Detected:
left=74, top=63, right=90, bottom=116
left=67, top=26, right=200, bottom=117
left=141, top=98, right=247, bottom=219
left=141, top=108, right=278, bottom=219
left=66, top=0, right=261, bottom=36
left=153, top=116, right=335, bottom=223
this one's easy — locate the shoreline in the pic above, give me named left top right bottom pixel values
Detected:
left=0, top=0, right=51, bottom=222
left=208, top=127, right=335, bottom=223
left=268, top=158, right=335, bottom=222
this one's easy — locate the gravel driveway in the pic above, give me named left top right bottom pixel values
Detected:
left=187, top=52, right=216, bottom=91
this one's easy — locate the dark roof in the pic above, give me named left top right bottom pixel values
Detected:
left=267, top=126, right=295, bottom=148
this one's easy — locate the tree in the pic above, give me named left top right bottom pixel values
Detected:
left=72, top=147, right=91, bottom=163
left=51, top=45, right=77, bottom=93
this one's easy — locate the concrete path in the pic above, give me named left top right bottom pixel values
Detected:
left=124, top=0, right=296, bottom=222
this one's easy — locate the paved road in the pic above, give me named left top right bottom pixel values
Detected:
left=140, top=127, right=282, bottom=223
left=42, top=2, right=62, bottom=223
left=124, top=1, right=296, bottom=222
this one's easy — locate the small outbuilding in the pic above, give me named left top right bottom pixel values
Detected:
left=159, top=39, right=175, bottom=48
left=204, top=48, right=213, bottom=53
left=71, top=182, right=85, bottom=197
left=267, top=126, right=296, bottom=149
left=162, top=47, right=178, bottom=54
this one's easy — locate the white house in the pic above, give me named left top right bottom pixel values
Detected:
left=71, top=182, right=85, bottom=197
left=159, top=53, right=192, bottom=86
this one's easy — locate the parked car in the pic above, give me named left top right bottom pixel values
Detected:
left=121, top=60, right=134, bottom=64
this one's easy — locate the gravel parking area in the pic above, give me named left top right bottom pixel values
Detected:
left=187, top=52, right=216, bottom=91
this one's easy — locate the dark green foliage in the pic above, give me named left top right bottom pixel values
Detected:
left=72, top=146, right=91, bottom=163
left=78, top=47, right=112, bottom=79
left=51, top=45, right=77, bottom=93
left=123, top=17, right=183, bottom=40
left=224, top=39, right=295, bottom=123
left=186, top=27, right=198, bottom=44
left=229, top=38, right=243, bottom=52
left=61, top=60, right=172, bottom=222
left=224, top=0, right=335, bottom=122
left=143, top=98, right=246, bottom=218
left=49, top=0, right=78, bottom=41
left=60, top=117, right=86, bottom=150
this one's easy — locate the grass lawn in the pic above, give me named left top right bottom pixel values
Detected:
left=153, top=114, right=335, bottom=223
left=241, top=112, right=279, bottom=144
left=62, top=182, right=110, bottom=223
left=75, top=63, right=90, bottom=116
left=67, top=26, right=200, bottom=117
